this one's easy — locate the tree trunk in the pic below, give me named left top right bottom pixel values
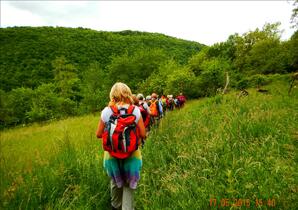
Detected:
left=223, top=72, right=230, bottom=94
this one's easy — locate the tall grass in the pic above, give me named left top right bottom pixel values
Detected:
left=138, top=81, right=297, bottom=209
left=0, top=79, right=297, bottom=209
left=0, top=115, right=110, bottom=209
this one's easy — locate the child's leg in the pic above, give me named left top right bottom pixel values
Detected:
left=122, top=184, right=135, bottom=210
left=111, top=180, right=123, bottom=209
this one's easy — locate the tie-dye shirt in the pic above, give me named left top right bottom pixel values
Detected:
left=100, top=104, right=142, bottom=189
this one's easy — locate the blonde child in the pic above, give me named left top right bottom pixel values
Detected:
left=96, top=82, right=146, bottom=210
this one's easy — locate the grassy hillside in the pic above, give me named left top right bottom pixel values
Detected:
left=0, top=80, right=297, bottom=209
left=0, top=27, right=204, bottom=91
left=139, top=81, right=297, bottom=209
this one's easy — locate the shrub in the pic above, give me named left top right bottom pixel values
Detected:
left=248, top=74, right=272, bottom=88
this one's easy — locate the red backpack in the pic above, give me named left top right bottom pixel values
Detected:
left=102, top=105, right=140, bottom=159
left=139, top=103, right=150, bottom=128
left=177, top=95, right=186, bottom=104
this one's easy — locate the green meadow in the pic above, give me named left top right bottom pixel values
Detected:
left=1, top=80, right=297, bottom=209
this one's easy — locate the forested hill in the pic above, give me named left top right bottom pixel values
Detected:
left=0, top=26, right=204, bottom=91
left=1, top=24, right=296, bottom=128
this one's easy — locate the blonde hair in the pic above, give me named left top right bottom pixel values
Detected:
left=108, top=82, right=133, bottom=106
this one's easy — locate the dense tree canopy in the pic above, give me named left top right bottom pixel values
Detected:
left=0, top=24, right=296, bottom=128
left=0, top=27, right=204, bottom=91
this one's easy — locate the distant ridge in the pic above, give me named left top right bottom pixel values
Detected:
left=0, top=26, right=205, bottom=91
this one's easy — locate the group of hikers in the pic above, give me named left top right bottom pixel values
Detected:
left=132, top=92, right=186, bottom=132
left=96, top=82, right=186, bottom=210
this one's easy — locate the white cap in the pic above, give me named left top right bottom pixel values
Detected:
left=137, top=93, right=144, bottom=100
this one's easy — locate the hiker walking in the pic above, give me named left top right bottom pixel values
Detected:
left=176, top=92, right=186, bottom=108
left=149, top=93, right=162, bottom=126
left=167, top=95, right=175, bottom=111
left=157, top=95, right=163, bottom=118
left=160, top=95, right=167, bottom=117
left=145, top=95, right=151, bottom=106
left=137, top=93, right=151, bottom=131
left=96, top=82, right=146, bottom=210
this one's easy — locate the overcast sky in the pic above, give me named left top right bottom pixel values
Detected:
left=1, top=1, right=296, bottom=45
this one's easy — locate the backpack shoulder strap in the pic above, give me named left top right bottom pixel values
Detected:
left=110, top=105, right=119, bottom=115
left=127, top=105, right=135, bottom=115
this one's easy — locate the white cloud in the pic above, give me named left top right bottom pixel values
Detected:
left=2, top=1, right=100, bottom=26
left=1, top=1, right=46, bottom=27
left=1, top=1, right=295, bottom=45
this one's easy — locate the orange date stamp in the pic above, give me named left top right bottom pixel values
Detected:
left=209, top=198, right=276, bottom=208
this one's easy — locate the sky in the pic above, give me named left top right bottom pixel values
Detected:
left=1, top=1, right=296, bottom=45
